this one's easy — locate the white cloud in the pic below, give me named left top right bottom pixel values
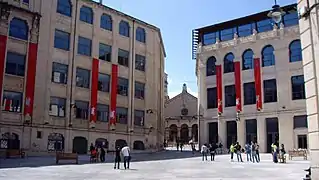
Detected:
left=168, top=87, right=198, bottom=98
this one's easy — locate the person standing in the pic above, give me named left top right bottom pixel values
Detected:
left=230, top=143, right=235, bottom=162
left=251, top=142, right=259, bottom=163
left=113, top=146, right=121, bottom=169
left=235, top=142, right=243, bottom=162
left=100, top=146, right=106, bottom=162
left=245, top=142, right=252, bottom=162
left=255, top=142, right=260, bottom=162
left=209, top=143, right=218, bottom=161
left=121, top=144, right=131, bottom=169
left=201, top=144, right=208, bottom=161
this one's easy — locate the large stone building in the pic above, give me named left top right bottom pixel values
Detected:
left=0, top=0, right=166, bottom=155
left=193, top=3, right=308, bottom=153
left=164, top=84, right=199, bottom=144
left=297, top=0, right=319, bottom=178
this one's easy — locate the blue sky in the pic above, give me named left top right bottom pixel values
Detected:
left=96, top=0, right=296, bottom=98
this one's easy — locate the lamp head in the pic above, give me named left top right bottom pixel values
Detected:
left=268, top=4, right=285, bottom=24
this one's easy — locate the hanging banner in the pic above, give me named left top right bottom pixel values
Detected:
left=216, top=65, right=223, bottom=114
left=109, top=64, right=118, bottom=129
left=254, top=58, right=262, bottom=111
left=234, top=61, right=242, bottom=112
left=90, top=58, right=99, bottom=123
left=0, top=35, right=7, bottom=103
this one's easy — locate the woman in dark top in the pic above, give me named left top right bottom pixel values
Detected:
left=209, top=143, right=218, bottom=161
left=100, top=147, right=106, bottom=162
left=114, top=146, right=121, bottom=169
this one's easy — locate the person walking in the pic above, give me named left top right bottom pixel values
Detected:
left=209, top=143, right=218, bottom=161
left=235, top=142, right=243, bottom=162
left=121, top=144, right=131, bottom=169
left=201, top=144, right=208, bottom=161
left=230, top=143, right=235, bottom=162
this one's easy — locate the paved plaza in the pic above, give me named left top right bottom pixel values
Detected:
left=0, top=151, right=310, bottom=180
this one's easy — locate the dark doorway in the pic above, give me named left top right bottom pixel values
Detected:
left=226, top=121, right=237, bottom=148
left=208, top=122, right=218, bottom=144
left=191, top=124, right=198, bottom=142
left=133, top=140, right=145, bottom=150
left=47, top=133, right=64, bottom=152
left=245, top=119, right=257, bottom=143
left=95, top=138, right=108, bottom=149
left=115, top=139, right=127, bottom=149
left=298, top=135, right=307, bottom=149
left=169, top=124, right=178, bottom=142
left=72, top=136, right=88, bottom=154
left=0, top=132, right=20, bottom=149
left=266, top=118, right=279, bottom=153
left=180, top=124, right=189, bottom=143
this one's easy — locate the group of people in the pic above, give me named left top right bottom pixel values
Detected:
left=89, top=143, right=131, bottom=169
left=271, top=143, right=286, bottom=163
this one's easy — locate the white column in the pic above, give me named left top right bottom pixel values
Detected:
left=218, top=119, right=226, bottom=145
left=278, top=113, right=294, bottom=152
left=257, top=117, right=266, bottom=153
left=237, top=120, right=245, bottom=146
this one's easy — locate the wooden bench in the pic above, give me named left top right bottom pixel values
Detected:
left=6, top=149, right=25, bottom=158
left=56, top=152, right=78, bottom=164
left=288, top=150, right=307, bottom=160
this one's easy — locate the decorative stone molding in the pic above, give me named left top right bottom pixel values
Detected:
left=0, top=3, right=10, bottom=35
left=30, top=14, right=40, bottom=43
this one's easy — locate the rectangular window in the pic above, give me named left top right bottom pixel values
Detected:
left=2, top=91, right=23, bottom=113
left=135, top=54, right=145, bottom=71
left=98, top=73, right=110, bottom=92
left=293, top=115, right=308, bottom=129
left=52, top=62, right=68, bottom=84
left=117, top=77, right=129, bottom=96
left=75, top=100, right=89, bottom=119
left=97, top=104, right=109, bottom=122
left=291, top=75, right=305, bottom=100
left=99, top=43, right=112, bottom=62
left=135, top=81, right=145, bottom=99
left=77, top=36, right=92, bottom=56
left=257, top=19, right=273, bottom=33
left=54, top=29, right=70, bottom=51
left=238, top=23, right=254, bottom=37
left=118, top=49, right=129, bottom=67
left=225, top=85, right=236, bottom=107
left=203, top=32, right=217, bottom=45
left=5, top=52, right=25, bottom=76
left=244, top=82, right=256, bottom=105
left=298, top=135, right=307, bottom=149
left=284, top=11, right=299, bottom=27
left=23, top=0, right=29, bottom=4
left=134, top=110, right=144, bottom=126
left=49, top=97, right=66, bottom=117
left=116, top=107, right=128, bottom=124
left=263, top=79, right=277, bottom=103
left=76, top=68, right=90, bottom=88
left=207, top=87, right=217, bottom=109
left=220, top=28, right=235, bottom=41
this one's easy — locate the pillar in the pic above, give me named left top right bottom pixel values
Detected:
left=278, top=113, right=294, bottom=151
left=218, top=119, right=226, bottom=145
left=237, top=120, right=245, bottom=146
left=257, top=117, right=266, bottom=153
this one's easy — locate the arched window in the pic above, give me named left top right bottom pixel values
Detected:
left=9, top=18, right=28, bottom=40
left=242, top=49, right=254, bottom=70
left=136, top=27, right=146, bottom=43
left=100, top=14, right=112, bottom=31
left=289, top=40, right=302, bottom=62
left=80, top=6, right=93, bottom=24
left=119, top=20, right=130, bottom=37
left=206, top=56, right=216, bottom=76
left=262, top=45, right=275, bottom=67
left=223, top=53, right=234, bottom=73
left=57, top=0, right=72, bottom=17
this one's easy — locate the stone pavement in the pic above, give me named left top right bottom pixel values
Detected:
left=0, top=151, right=310, bottom=180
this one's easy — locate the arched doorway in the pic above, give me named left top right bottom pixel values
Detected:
left=180, top=124, right=189, bottom=143
left=169, top=124, right=178, bottom=142
left=115, top=139, right=127, bottom=149
left=47, top=133, right=64, bottom=152
left=95, top=138, right=108, bottom=149
left=133, top=140, right=145, bottom=150
left=72, top=136, right=88, bottom=154
left=191, top=124, right=198, bottom=142
left=0, top=132, right=20, bottom=149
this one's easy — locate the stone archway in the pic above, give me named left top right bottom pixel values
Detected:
left=72, top=136, right=88, bottom=154
left=115, top=139, right=127, bottom=149
left=191, top=124, right=198, bottom=142
left=180, top=124, right=189, bottom=143
left=133, top=140, right=145, bottom=150
left=47, top=133, right=64, bottom=152
left=169, top=124, right=178, bottom=142
left=95, top=138, right=108, bottom=149
left=0, top=132, right=20, bottom=149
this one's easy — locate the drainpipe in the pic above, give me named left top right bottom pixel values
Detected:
left=128, top=20, right=135, bottom=149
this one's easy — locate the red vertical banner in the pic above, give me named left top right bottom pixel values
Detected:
left=216, top=65, right=223, bottom=114
left=0, top=35, right=7, bottom=103
left=254, top=58, right=262, bottom=111
left=24, top=43, right=38, bottom=118
left=109, top=64, right=118, bottom=129
left=90, top=58, right=99, bottom=123
left=234, top=61, right=242, bottom=112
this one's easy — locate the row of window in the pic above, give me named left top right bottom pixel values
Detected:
left=54, top=30, right=146, bottom=71
left=207, top=75, right=305, bottom=108
left=203, top=11, right=298, bottom=45
left=57, top=0, right=146, bottom=42
left=207, top=40, right=302, bottom=76
left=53, top=63, right=145, bottom=99
left=1, top=91, right=145, bottom=126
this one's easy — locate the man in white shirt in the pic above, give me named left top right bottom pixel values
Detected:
left=121, top=145, right=131, bottom=169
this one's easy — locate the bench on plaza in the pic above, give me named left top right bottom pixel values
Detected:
left=5, top=149, right=25, bottom=158
left=56, top=152, right=78, bottom=164
left=288, top=149, right=307, bottom=160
